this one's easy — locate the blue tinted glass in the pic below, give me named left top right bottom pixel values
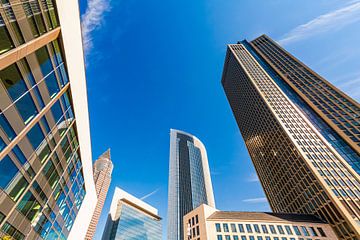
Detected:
left=12, top=145, right=27, bottom=164
left=51, top=100, right=63, bottom=123
left=45, top=72, right=59, bottom=98
left=0, top=64, right=28, bottom=101
left=40, top=117, right=51, bottom=134
left=0, top=114, right=16, bottom=140
left=27, top=123, right=45, bottom=150
left=33, top=86, right=45, bottom=108
left=36, top=47, right=53, bottom=75
left=0, top=136, right=6, bottom=152
left=0, top=155, right=18, bottom=189
left=15, top=94, right=38, bottom=124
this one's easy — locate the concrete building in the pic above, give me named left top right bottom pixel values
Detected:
left=184, top=204, right=338, bottom=240
left=101, top=187, right=162, bottom=240
left=0, top=0, right=96, bottom=239
left=167, top=129, right=215, bottom=240
left=221, top=36, right=360, bottom=239
left=85, top=149, right=113, bottom=239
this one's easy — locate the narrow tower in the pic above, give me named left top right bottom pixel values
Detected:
left=222, top=36, right=360, bottom=239
left=167, top=129, right=215, bottom=240
left=85, top=149, right=113, bottom=239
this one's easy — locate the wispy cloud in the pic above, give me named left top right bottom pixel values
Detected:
left=246, top=173, right=260, bottom=182
left=242, top=197, right=267, bottom=204
left=279, top=1, right=360, bottom=45
left=140, top=188, right=160, bottom=200
left=81, top=0, right=111, bottom=55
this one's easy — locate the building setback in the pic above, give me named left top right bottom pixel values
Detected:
left=167, top=129, right=215, bottom=240
left=0, top=0, right=96, bottom=239
left=184, top=204, right=338, bottom=240
left=85, top=149, right=113, bottom=239
left=222, top=37, right=360, bottom=239
left=101, top=187, right=162, bottom=240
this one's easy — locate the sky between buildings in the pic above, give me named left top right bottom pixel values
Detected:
left=78, top=0, right=360, bottom=239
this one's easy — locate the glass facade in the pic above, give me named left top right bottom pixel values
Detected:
left=109, top=204, right=161, bottom=240
left=167, top=129, right=215, bottom=240
left=0, top=33, right=85, bottom=240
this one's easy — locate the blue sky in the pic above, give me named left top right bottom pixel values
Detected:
left=78, top=0, right=360, bottom=239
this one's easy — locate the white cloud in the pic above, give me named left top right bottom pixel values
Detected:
left=81, top=0, right=111, bottom=54
left=246, top=172, right=260, bottom=182
left=279, top=1, right=360, bottom=45
left=242, top=197, right=268, bottom=203
left=140, top=188, right=160, bottom=200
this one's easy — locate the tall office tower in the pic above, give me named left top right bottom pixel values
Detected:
left=0, top=0, right=96, bottom=239
left=221, top=37, right=360, bottom=239
left=85, top=149, right=113, bottom=239
left=167, top=129, right=215, bottom=240
left=101, top=187, right=162, bottom=240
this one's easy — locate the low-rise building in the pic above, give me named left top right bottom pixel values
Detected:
left=184, top=204, right=337, bottom=240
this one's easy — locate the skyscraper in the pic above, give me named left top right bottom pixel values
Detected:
left=101, top=187, right=162, bottom=240
left=222, top=36, right=360, bottom=239
left=0, top=0, right=96, bottom=239
left=85, top=149, right=113, bottom=239
left=167, top=129, right=215, bottom=240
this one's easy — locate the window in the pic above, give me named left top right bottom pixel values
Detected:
left=7, top=174, right=28, bottom=201
left=17, top=191, right=42, bottom=222
left=265, top=237, right=270, bottom=240
left=0, top=136, right=6, bottom=152
left=241, top=237, right=247, bottom=240
left=0, top=64, right=28, bottom=101
left=261, top=225, right=268, bottom=233
left=293, top=226, right=301, bottom=236
left=0, top=155, right=18, bottom=189
left=27, top=123, right=45, bottom=150
left=0, top=114, right=16, bottom=140
left=223, top=223, right=229, bottom=232
left=285, top=226, right=293, bottom=235
left=1, top=222, right=25, bottom=240
left=246, top=224, right=252, bottom=233
left=217, top=235, right=223, bottom=240
left=196, top=226, right=199, bottom=236
left=253, top=224, right=260, bottom=233
left=309, top=227, right=317, bottom=236
left=231, top=223, right=237, bottom=232
left=12, top=145, right=27, bottom=164
left=233, top=236, right=239, bottom=240
left=269, top=225, right=276, bottom=234
left=51, top=100, right=63, bottom=123
left=277, top=225, right=285, bottom=234
left=301, top=226, right=309, bottom=236
left=249, top=236, right=255, bottom=240
left=257, top=237, right=263, bottom=240
left=216, top=223, right=221, bottom=232
left=225, top=236, right=231, bottom=240
left=0, top=16, right=14, bottom=54
left=238, top=224, right=244, bottom=232
left=317, top=227, right=326, bottom=237
left=195, top=215, right=198, bottom=224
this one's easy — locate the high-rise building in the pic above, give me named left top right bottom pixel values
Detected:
left=167, top=129, right=215, bottom=240
left=101, top=187, right=162, bottom=240
left=184, top=204, right=338, bottom=240
left=0, top=0, right=96, bottom=239
left=85, top=149, right=113, bottom=239
left=221, top=36, right=360, bottom=239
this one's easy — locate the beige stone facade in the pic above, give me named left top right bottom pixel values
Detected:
left=184, top=204, right=338, bottom=240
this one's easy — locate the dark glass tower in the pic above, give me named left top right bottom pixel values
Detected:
left=167, top=129, right=215, bottom=240
left=222, top=37, right=360, bottom=239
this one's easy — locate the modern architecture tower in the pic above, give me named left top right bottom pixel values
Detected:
left=85, top=149, right=113, bottom=239
left=222, top=36, right=360, bottom=239
left=0, top=0, right=96, bottom=239
left=101, top=187, right=162, bottom=240
left=167, top=129, right=215, bottom=240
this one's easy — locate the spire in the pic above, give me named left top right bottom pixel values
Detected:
left=99, top=148, right=111, bottom=160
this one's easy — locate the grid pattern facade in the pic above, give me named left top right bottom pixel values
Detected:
left=0, top=1, right=87, bottom=239
left=167, top=129, right=215, bottom=240
left=85, top=150, right=113, bottom=240
left=213, top=221, right=329, bottom=240
left=221, top=44, right=360, bottom=239
left=108, top=202, right=161, bottom=240
left=250, top=35, right=360, bottom=154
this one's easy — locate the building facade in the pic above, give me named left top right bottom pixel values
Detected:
left=0, top=0, right=96, bottom=239
left=101, top=187, right=162, bottom=240
left=184, top=204, right=338, bottom=240
left=85, top=149, right=113, bottom=239
left=222, top=37, right=360, bottom=239
left=167, top=129, right=216, bottom=240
